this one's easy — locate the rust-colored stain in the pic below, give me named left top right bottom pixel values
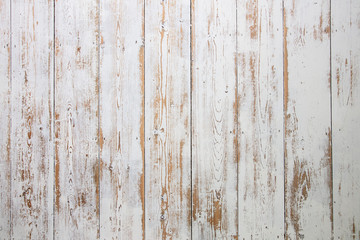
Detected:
left=206, top=190, right=223, bottom=236
left=290, top=159, right=311, bottom=238
left=93, top=161, right=100, bottom=222
left=139, top=36, right=145, bottom=240
left=246, top=0, right=258, bottom=39
left=323, top=128, right=333, bottom=233
left=352, top=218, right=356, bottom=240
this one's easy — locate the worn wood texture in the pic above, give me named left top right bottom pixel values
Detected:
left=191, top=0, right=238, bottom=238
left=54, top=0, right=99, bottom=238
left=332, top=0, right=360, bottom=239
left=283, top=0, right=333, bottom=239
left=99, top=0, right=145, bottom=239
left=10, top=0, right=54, bottom=238
left=145, top=0, right=191, bottom=239
left=0, top=0, right=11, bottom=238
left=237, top=0, right=284, bottom=238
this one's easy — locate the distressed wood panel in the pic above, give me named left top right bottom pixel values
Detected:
left=332, top=0, right=360, bottom=239
left=99, top=0, right=145, bottom=239
left=145, top=0, right=191, bottom=239
left=10, top=0, right=54, bottom=238
left=0, top=0, right=11, bottom=238
left=283, top=0, right=333, bottom=239
left=237, top=0, right=284, bottom=238
left=191, top=0, right=238, bottom=238
left=54, top=0, right=99, bottom=238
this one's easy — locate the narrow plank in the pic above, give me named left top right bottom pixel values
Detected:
left=145, top=0, right=191, bottom=238
left=332, top=0, right=360, bottom=238
left=283, top=0, right=333, bottom=239
left=0, top=0, right=11, bottom=238
left=237, top=0, right=284, bottom=238
left=99, top=0, right=145, bottom=239
left=10, top=0, right=54, bottom=238
left=191, top=0, right=238, bottom=238
left=54, top=0, right=99, bottom=238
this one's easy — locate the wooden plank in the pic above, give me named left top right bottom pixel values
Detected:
left=54, top=0, right=99, bottom=238
left=237, top=0, right=284, bottom=238
left=332, top=0, right=360, bottom=238
left=191, top=0, right=238, bottom=238
left=99, top=0, right=145, bottom=239
left=0, top=0, right=11, bottom=238
left=10, top=0, right=54, bottom=239
left=283, top=0, right=333, bottom=239
left=145, top=0, right=191, bottom=238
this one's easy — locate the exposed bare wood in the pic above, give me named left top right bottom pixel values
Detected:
left=237, top=0, right=284, bottom=238
left=99, top=0, right=145, bottom=239
left=191, top=0, right=238, bottom=238
left=145, top=0, right=191, bottom=238
left=283, top=0, right=333, bottom=239
left=332, top=0, right=360, bottom=238
left=54, top=0, right=99, bottom=238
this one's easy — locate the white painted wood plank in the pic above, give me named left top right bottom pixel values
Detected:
left=237, top=0, right=284, bottom=238
left=332, top=0, right=360, bottom=238
left=99, top=0, right=145, bottom=239
left=145, top=0, right=191, bottom=238
left=54, top=0, right=99, bottom=238
left=191, top=0, right=238, bottom=238
left=283, top=0, right=333, bottom=239
left=10, top=0, right=54, bottom=238
left=0, top=0, right=11, bottom=238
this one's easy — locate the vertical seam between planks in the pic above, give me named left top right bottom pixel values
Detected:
left=53, top=0, right=56, bottom=239
left=190, top=0, right=193, bottom=238
left=9, top=0, right=13, bottom=237
left=281, top=0, right=286, bottom=239
left=235, top=0, right=239, bottom=238
left=97, top=0, right=101, bottom=238
left=143, top=0, right=146, bottom=239
left=329, top=0, right=334, bottom=237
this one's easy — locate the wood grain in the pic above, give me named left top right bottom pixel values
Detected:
left=54, top=0, right=99, bottom=238
left=237, top=0, right=284, bottom=238
left=191, top=0, right=238, bottom=238
left=332, top=0, right=360, bottom=238
left=99, top=0, right=145, bottom=239
left=283, top=0, right=333, bottom=239
left=145, top=0, right=191, bottom=238
left=10, top=0, right=54, bottom=238
left=0, top=0, right=11, bottom=238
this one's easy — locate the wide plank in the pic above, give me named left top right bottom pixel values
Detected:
left=332, top=0, right=360, bottom=238
left=10, top=0, right=54, bottom=238
left=145, top=0, right=191, bottom=238
left=283, top=0, right=333, bottom=238
left=191, top=0, right=238, bottom=238
left=99, top=0, right=145, bottom=239
left=237, top=0, right=284, bottom=238
left=54, top=0, right=99, bottom=238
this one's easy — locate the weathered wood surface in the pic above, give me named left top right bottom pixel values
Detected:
left=99, top=0, right=145, bottom=239
left=191, top=0, right=238, bottom=238
left=10, top=0, right=54, bottom=239
left=237, top=0, right=284, bottom=238
left=54, top=0, right=99, bottom=238
left=0, top=0, right=11, bottom=238
left=145, top=0, right=191, bottom=239
left=1, top=1, right=360, bottom=239
left=332, top=0, right=360, bottom=239
left=283, top=0, right=333, bottom=239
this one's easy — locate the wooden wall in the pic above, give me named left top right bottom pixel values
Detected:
left=0, top=0, right=359, bottom=239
